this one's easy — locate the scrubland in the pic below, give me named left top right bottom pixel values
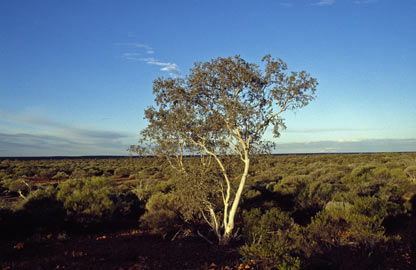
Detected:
left=1, top=152, right=416, bottom=270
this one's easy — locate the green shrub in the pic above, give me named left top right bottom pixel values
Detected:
left=39, top=167, right=58, bottom=178
left=297, top=181, right=339, bottom=210
left=19, top=185, right=66, bottom=228
left=241, top=208, right=302, bottom=270
left=390, top=168, right=408, bottom=182
left=71, top=168, right=87, bottom=178
left=114, top=167, right=130, bottom=177
left=139, top=192, right=184, bottom=235
left=87, top=168, right=103, bottom=177
left=245, top=189, right=261, bottom=200
left=52, top=171, right=69, bottom=180
left=1, top=178, right=33, bottom=199
left=111, top=184, right=145, bottom=219
left=273, top=175, right=310, bottom=196
left=404, top=165, right=416, bottom=183
left=350, top=165, right=375, bottom=178
left=371, top=167, right=391, bottom=181
left=303, top=203, right=389, bottom=263
left=57, top=177, right=116, bottom=223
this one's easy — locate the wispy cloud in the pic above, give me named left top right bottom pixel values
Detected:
left=141, top=57, right=181, bottom=76
left=118, top=42, right=180, bottom=77
left=0, top=132, right=129, bottom=156
left=313, top=0, right=336, bottom=6
left=284, top=127, right=365, bottom=133
left=121, top=52, right=141, bottom=61
left=117, top=42, right=154, bottom=54
left=0, top=110, right=135, bottom=156
left=274, top=138, right=416, bottom=154
left=354, top=0, right=379, bottom=4
left=280, top=1, right=293, bottom=8
left=127, top=31, right=136, bottom=38
left=131, top=43, right=154, bottom=54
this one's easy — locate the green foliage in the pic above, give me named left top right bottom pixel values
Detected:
left=139, top=192, right=184, bottom=235
left=114, top=167, right=130, bottom=177
left=404, top=165, right=416, bottom=182
left=245, top=189, right=261, bottom=200
left=71, top=168, right=87, bottom=178
left=1, top=153, right=416, bottom=267
left=241, top=208, right=301, bottom=270
left=52, top=171, right=69, bottom=180
left=57, top=177, right=116, bottom=223
left=297, top=181, right=339, bottom=210
left=19, top=185, right=66, bottom=228
left=136, top=54, right=318, bottom=243
left=1, top=177, right=33, bottom=199
left=303, top=201, right=389, bottom=260
left=273, top=175, right=310, bottom=196
left=131, top=179, right=153, bottom=201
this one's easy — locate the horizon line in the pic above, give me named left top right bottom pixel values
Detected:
left=1, top=151, right=415, bottom=160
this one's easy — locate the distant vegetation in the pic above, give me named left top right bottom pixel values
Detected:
left=1, top=152, right=416, bottom=269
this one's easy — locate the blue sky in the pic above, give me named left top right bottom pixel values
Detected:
left=0, top=0, right=415, bottom=156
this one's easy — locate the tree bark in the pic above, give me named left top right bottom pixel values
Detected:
left=221, top=156, right=250, bottom=244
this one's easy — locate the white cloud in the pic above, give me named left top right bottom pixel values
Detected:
left=274, top=138, right=416, bottom=154
left=132, top=43, right=154, bottom=54
left=355, top=0, right=379, bottom=4
left=121, top=52, right=141, bottom=61
left=284, top=127, right=364, bottom=133
left=142, top=57, right=181, bottom=76
left=118, top=43, right=180, bottom=77
left=0, top=110, right=135, bottom=156
left=117, top=42, right=154, bottom=55
left=313, top=0, right=336, bottom=6
left=0, top=132, right=130, bottom=156
left=280, top=1, right=293, bottom=8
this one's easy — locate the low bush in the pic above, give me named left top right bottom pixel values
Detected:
left=139, top=192, right=185, bottom=236
left=1, top=177, right=33, bottom=199
left=114, top=167, right=130, bottom=177
left=57, top=177, right=116, bottom=223
left=404, top=165, right=416, bottom=183
left=241, top=208, right=302, bottom=270
left=302, top=202, right=390, bottom=267
left=19, top=185, right=66, bottom=229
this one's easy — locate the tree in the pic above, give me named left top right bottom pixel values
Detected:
left=136, top=55, right=318, bottom=244
left=1, top=177, right=33, bottom=200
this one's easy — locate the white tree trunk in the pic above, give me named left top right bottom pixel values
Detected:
left=221, top=156, right=250, bottom=244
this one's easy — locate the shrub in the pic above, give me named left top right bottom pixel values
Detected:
left=303, top=202, right=389, bottom=265
left=1, top=178, right=33, bottom=199
left=39, top=167, right=58, bottom=178
left=111, top=184, right=145, bottom=219
left=350, top=165, right=375, bottom=178
left=114, top=167, right=130, bottom=177
left=87, top=168, right=103, bottom=177
left=19, top=185, right=66, bottom=229
left=57, top=177, right=116, bottom=223
left=241, top=208, right=302, bottom=270
left=71, top=168, right=87, bottom=178
left=273, top=175, right=310, bottom=196
left=139, top=192, right=184, bottom=236
left=131, top=179, right=153, bottom=201
left=404, top=165, right=416, bottom=183
left=52, top=171, right=69, bottom=180
left=297, top=181, right=339, bottom=211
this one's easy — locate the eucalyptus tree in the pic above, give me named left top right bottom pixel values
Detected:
left=136, top=55, right=318, bottom=244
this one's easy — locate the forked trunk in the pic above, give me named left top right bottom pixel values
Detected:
left=220, top=157, right=250, bottom=244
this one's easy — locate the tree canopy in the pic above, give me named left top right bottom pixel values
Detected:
left=136, top=55, right=318, bottom=244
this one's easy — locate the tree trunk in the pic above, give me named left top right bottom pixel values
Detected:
left=221, top=156, right=250, bottom=243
